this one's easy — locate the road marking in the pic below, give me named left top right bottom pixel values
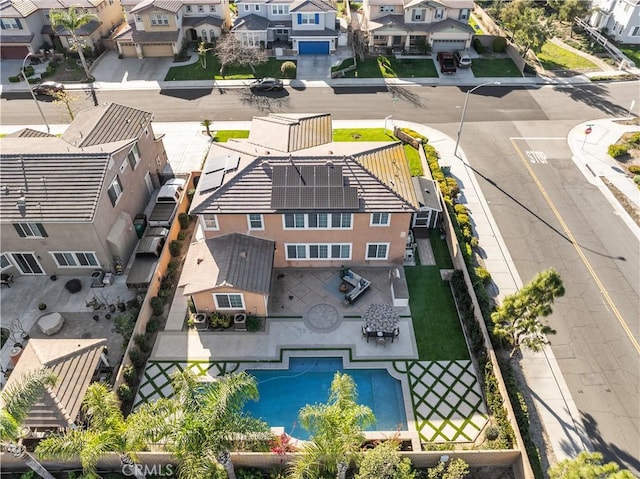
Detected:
left=510, top=138, right=640, bottom=355
left=526, top=150, right=548, bottom=164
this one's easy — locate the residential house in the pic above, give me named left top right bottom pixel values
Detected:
left=1, top=338, right=109, bottom=433
left=114, top=0, right=232, bottom=58
left=0, top=103, right=168, bottom=278
left=589, top=0, right=640, bottom=45
left=232, top=0, right=338, bottom=54
left=360, top=0, right=474, bottom=53
left=182, top=113, right=421, bottom=315
left=0, top=0, right=123, bottom=60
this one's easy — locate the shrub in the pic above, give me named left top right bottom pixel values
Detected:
left=485, top=424, right=500, bottom=441
left=628, top=132, right=640, bottom=145
left=608, top=144, right=629, bottom=158
left=473, top=38, right=485, bottom=54
left=628, top=165, right=640, bottom=174
left=399, top=127, right=428, bottom=143
left=178, top=212, right=190, bottom=229
left=474, top=266, right=492, bottom=286
left=492, top=36, right=507, bottom=53
left=187, top=188, right=196, bottom=204
left=23, top=66, right=34, bottom=77
left=117, top=383, right=133, bottom=401
left=123, top=364, right=137, bottom=385
left=169, top=240, right=182, bottom=257
left=8, top=76, right=22, bottom=83
left=454, top=203, right=467, bottom=215
left=146, top=318, right=160, bottom=333
left=133, top=333, right=152, bottom=353
left=129, top=346, right=147, bottom=369
left=634, top=175, right=640, bottom=185
left=280, top=61, right=296, bottom=77
left=168, top=259, right=180, bottom=271
left=247, top=316, right=261, bottom=332
left=114, top=312, right=136, bottom=343
left=150, top=296, right=165, bottom=316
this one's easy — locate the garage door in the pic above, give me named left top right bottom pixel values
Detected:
left=119, top=44, right=137, bottom=58
left=142, top=44, right=173, bottom=57
left=431, top=40, right=466, bottom=53
left=0, top=45, right=29, bottom=60
left=298, top=41, right=329, bottom=54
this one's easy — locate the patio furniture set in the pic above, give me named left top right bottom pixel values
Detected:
left=340, top=269, right=371, bottom=304
left=361, top=303, right=400, bottom=346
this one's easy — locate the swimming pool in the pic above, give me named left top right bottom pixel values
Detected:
left=243, top=357, right=407, bottom=440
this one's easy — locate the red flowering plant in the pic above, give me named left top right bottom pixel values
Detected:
left=270, top=423, right=298, bottom=457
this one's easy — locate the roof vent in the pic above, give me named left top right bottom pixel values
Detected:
left=16, top=196, right=26, bottom=208
left=239, top=251, right=247, bottom=259
left=197, top=257, right=204, bottom=265
left=2, top=185, right=9, bottom=195
left=325, top=160, right=334, bottom=168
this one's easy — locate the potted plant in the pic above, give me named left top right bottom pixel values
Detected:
left=38, top=303, right=47, bottom=311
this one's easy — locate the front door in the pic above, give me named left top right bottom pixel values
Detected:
left=9, top=253, right=44, bottom=274
left=144, top=171, right=154, bottom=196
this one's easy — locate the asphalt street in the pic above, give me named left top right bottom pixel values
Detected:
left=1, top=81, right=638, bottom=474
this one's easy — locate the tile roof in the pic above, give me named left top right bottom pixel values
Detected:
left=182, top=14, right=223, bottom=27
left=180, top=233, right=274, bottom=295
left=52, top=18, right=101, bottom=36
left=61, top=102, right=153, bottom=147
left=290, top=0, right=335, bottom=13
left=248, top=113, right=332, bottom=152
left=5, top=128, right=54, bottom=138
left=2, top=338, right=107, bottom=430
left=0, top=32, right=34, bottom=43
left=424, top=17, right=474, bottom=34
left=413, top=176, right=442, bottom=211
left=232, top=13, right=270, bottom=31
left=1, top=0, right=38, bottom=17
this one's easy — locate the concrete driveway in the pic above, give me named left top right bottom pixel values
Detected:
left=91, top=51, right=175, bottom=83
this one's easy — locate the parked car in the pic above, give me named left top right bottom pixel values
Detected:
left=454, top=51, right=472, bottom=68
left=32, top=81, right=64, bottom=97
left=436, top=52, right=457, bottom=74
left=249, top=78, right=284, bottom=91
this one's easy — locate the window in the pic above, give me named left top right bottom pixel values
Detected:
left=366, top=243, right=389, bottom=260
left=286, top=243, right=351, bottom=260
left=201, top=29, right=207, bottom=41
left=283, top=213, right=351, bottom=229
left=150, top=13, right=169, bottom=25
left=210, top=29, right=215, bottom=40
left=412, top=9, right=424, bottom=21
left=186, top=5, right=192, bottom=12
left=107, top=176, right=123, bottom=206
left=13, top=223, right=47, bottom=238
left=1, top=254, right=11, bottom=271
left=459, top=8, right=469, bottom=20
left=435, top=8, right=443, bottom=19
left=371, top=212, right=390, bottom=226
left=244, top=4, right=249, bottom=11
left=1, top=18, right=22, bottom=29
left=135, top=14, right=142, bottom=22
left=52, top=252, right=98, bottom=267
left=127, top=143, right=140, bottom=169
left=44, top=10, right=50, bottom=19
left=214, top=293, right=244, bottom=309
left=247, top=213, right=263, bottom=230
left=379, top=5, right=394, bottom=12
left=272, top=4, right=289, bottom=14
left=210, top=5, right=216, bottom=12
left=197, top=4, right=204, bottom=12
left=240, top=32, right=261, bottom=46
left=633, top=26, right=640, bottom=37
left=254, top=4, right=260, bottom=10
left=299, top=13, right=316, bottom=24
left=202, top=214, right=219, bottom=230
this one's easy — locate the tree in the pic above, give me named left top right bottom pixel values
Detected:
left=426, top=458, right=469, bottom=479
left=197, top=41, right=213, bottom=69
left=0, top=369, right=58, bottom=479
left=201, top=119, right=213, bottom=137
left=36, top=383, right=148, bottom=479
left=354, top=439, right=415, bottom=479
left=131, top=369, right=271, bottom=479
left=548, top=451, right=635, bottom=478
left=290, top=372, right=375, bottom=479
left=492, top=268, right=565, bottom=358
left=500, top=0, right=553, bottom=57
left=548, top=0, right=591, bottom=38
left=49, top=6, right=98, bottom=80
left=214, top=34, right=268, bottom=76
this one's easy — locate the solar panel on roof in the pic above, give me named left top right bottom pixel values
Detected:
left=199, top=169, right=225, bottom=192
left=224, top=155, right=240, bottom=171
left=204, top=156, right=227, bottom=174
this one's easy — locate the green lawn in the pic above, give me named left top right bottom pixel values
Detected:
left=165, top=54, right=295, bottom=81
left=621, top=46, right=640, bottom=67
left=344, top=57, right=437, bottom=78
left=429, top=229, right=453, bottom=269
left=537, top=41, right=599, bottom=70
left=471, top=58, right=522, bottom=77
left=405, top=266, right=469, bottom=361
left=213, top=130, right=249, bottom=142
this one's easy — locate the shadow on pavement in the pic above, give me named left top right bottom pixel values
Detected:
left=331, top=86, right=389, bottom=94
left=236, top=89, right=291, bottom=112
left=159, top=88, right=214, bottom=100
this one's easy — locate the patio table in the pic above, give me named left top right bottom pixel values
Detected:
left=363, top=303, right=399, bottom=335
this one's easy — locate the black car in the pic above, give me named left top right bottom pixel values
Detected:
left=32, top=81, right=64, bottom=97
left=249, top=78, right=284, bottom=91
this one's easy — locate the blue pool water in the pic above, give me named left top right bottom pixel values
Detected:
left=243, top=357, right=407, bottom=440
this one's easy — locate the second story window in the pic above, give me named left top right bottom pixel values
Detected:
left=459, top=8, right=469, bottom=20
left=197, top=5, right=204, bottom=12
left=272, top=4, right=289, bottom=15
left=379, top=5, right=394, bottom=13
left=13, top=223, right=48, bottom=238
left=186, top=5, right=192, bottom=12
left=136, top=14, right=142, bottom=21
left=370, top=212, right=390, bottom=226
left=107, top=175, right=123, bottom=206
left=248, top=213, right=263, bottom=230
left=435, top=8, right=443, bottom=19
left=202, top=214, right=219, bottom=230
left=1, top=18, right=23, bottom=29
left=127, top=143, right=140, bottom=169
left=210, top=5, right=216, bottom=12
left=1, top=254, right=11, bottom=270
left=150, top=13, right=169, bottom=25
left=298, top=13, right=317, bottom=24
left=412, top=9, right=424, bottom=21
left=255, top=4, right=260, bottom=11
left=244, top=4, right=249, bottom=11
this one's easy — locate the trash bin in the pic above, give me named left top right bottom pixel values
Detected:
left=134, top=214, right=147, bottom=238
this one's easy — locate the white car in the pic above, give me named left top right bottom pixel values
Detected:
left=454, top=51, right=472, bottom=68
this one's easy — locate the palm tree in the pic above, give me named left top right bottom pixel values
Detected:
left=0, top=369, right=57, bottom=479
left=290, top=372, right=375, bottom=479
left=36, top=382, right=147, bottom=479
left=201, top=119, right=213, bottom=137
left=131, top=369, right=271, bottom=479
left=49, top=6, right=98, bottom=81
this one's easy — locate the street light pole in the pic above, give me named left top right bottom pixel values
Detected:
left=453, top=81, right=501, bottom=158
left=22, top=52, right=50, bottom=134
